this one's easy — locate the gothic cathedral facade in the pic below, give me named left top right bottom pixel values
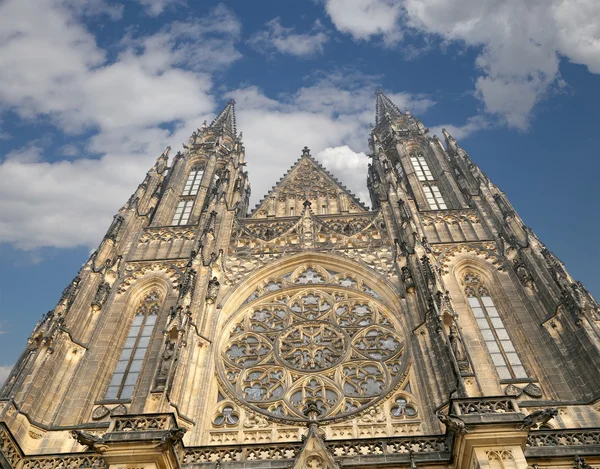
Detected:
left=1, top=93, right=599, bottom=469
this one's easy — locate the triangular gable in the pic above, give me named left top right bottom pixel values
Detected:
left=292, top=423, right=340, bottom=469
left=250, top=149, right=367, bottom=218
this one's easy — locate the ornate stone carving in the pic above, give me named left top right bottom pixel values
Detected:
left=520, top=408, right=558, bottom=430
left=0, top=426, right=22, bottom=468
left=206, top=276, right=220, bottom=304
left=437, top=412, right=468, bottom=434
left=138, top=226, right=196, bottom=243
left=91, top=282, right=110, bottom=311
left=526, top=428, right=600, bottom=447
left=523, top=383, right=543, bottom=398
left=217, top=269, right=408, bottom=424
left=91, top=405, right=110, bottom=420
left=117, top=261, right=185, bottom=294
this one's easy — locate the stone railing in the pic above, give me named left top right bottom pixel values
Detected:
left=21, top=455, right=107, bottom=469
left=526, top=428, right=600, bottom=448
left=110, top=413, right=176, bottom=432
left=452, top=397, right=520, bottom=416
left=183, top=435, right=449, bottom=465
left=0, top=425, right=23, bottom=468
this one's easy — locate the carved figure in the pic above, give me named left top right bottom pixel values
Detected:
left=437, top=412, right=468, bottom=434
left=91, top=282, right=110, bottom=311
left=206, top=277, right=220, bottom=304
left=448, top=324, right=465, bottom=361
left=519, top=408, right=558, bottom=430
left=157, top=426, right=187, bottom=447
left=401, top=267, right=415, bottom=293
left=71, top=430, right=108, bottom=453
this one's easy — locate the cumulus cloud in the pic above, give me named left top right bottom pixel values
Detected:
left=0, top=0, right=240, bottom=250
left=134, top=0, right=184, bottom=16
left=324, top=0, right=600, bottom=129
left=0, top=0, right=435, bottom=251
left=249, top=18, right=329, bottom=57
left=324, top=0, right=403, bottom=45
left=429, top=115, right=492, bottom=141
left=230, top=74, right=435, bottom=210
left=0, top=365, right=12, bottom=388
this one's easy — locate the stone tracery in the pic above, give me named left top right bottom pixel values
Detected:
left=217, top=263, right=408, bottom=423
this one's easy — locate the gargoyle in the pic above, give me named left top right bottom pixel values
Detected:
left=437, top=412, right=469, bottom=434
left=155, top=426, right=187, bottom=447
left=71, top=430, right=108, bottom=453
left=519, top=408, right=558, bottom=430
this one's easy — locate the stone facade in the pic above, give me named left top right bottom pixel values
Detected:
left=1, top=94, right=599, bottom=469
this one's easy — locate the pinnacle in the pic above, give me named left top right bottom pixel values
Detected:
left=209, top=99, right=237, bottom=137
left=375, top=90, right=403, bottom=127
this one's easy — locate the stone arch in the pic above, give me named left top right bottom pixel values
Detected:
left=219, top=251, right=403, bottom=320
left=214, top=252, right=410, bottom=425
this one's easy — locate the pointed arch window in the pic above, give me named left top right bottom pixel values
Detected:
left=172, top=200, right=193, bottom=225
left=105, top=291, right=161, bottom=400
left=463, top=274, right=528, bottom=380
left=410, top=151, right=434, bottom=181
left=182, top=165, right=204, bottom=196
left=423, top=184, right=447, bottom=210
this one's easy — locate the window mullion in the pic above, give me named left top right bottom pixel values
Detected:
left=480, top=297, right=515, bottom=379
left=117, top=314, right=146, bottom=398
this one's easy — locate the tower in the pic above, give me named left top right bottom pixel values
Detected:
left=1, top=95, right=599, bottom=469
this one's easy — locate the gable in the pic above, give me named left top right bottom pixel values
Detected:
left=250, top=153, right=367, bottom=218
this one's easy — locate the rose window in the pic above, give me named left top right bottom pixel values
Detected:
left=217, top=275, right=408, bottom=423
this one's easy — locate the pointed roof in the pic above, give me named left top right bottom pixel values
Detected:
left=292, top=423, right=340, bottom=469
left=209, top=98, right=237, bottom=137
left=375, top=89, right=403, bottom=126
left=249, top=146, right=368, bottom=217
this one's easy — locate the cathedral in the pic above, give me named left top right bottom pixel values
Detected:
left=1, top=91, right=599, bottom=469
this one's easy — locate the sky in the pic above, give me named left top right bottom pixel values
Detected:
left=0, top=0, right=599, bottom=386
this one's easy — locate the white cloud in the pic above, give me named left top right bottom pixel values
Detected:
left=429, top=115, right=492, bottom=141
left=249, top=18, right=329, bottom=57
left=324, top=0, right=403, bottom=44
left=324, top=0, right=600, bottom=129
left=134, top=0, right=181, bottom=16
left=317, top=146, right=370, bottom=204
left=0, top=0, right=240, bottom=250
left=230, top=76, right=435, bottom=211
left=0, top=365, right=12, bottom=388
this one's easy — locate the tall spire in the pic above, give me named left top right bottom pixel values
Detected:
left=375, top=89, right=403, bottom=127
left=209, top=98, right=237, bottom=137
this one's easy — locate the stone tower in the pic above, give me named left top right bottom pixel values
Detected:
left=1, top=94, right=599, bottom=469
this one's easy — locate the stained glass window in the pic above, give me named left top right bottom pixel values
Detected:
left=105, top=291, right=161, bottom=400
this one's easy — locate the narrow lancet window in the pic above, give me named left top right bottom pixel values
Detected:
left=423, top=185, right=447, bottom=210
left=182, top=166, right=204, bottom=196
left=463, top=274, right=528, bottom=380
left=106, top=291, right=161, bottom=400
left=172, top=200, right=193, bottom=225
left=410, top=151, right=434, bottom=181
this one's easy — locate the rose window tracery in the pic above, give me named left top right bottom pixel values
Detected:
left=217, top=264, right=409, bottom=423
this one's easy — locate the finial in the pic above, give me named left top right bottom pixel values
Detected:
left=303, top=200, right=312, bottom=208
left=302, top=146, right=311, bottom=157
left=375, top=87, right=383, bottom=96
left=303, top=399, right=321, bottom=420
left=228, top=98, right=236, bottom=105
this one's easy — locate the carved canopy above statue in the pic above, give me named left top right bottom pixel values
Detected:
left=216, top=263, right=409, bottom=424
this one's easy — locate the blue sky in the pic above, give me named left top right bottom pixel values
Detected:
left=0, top=0, right=599, bottom=384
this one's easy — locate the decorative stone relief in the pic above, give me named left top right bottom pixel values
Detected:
left=434, top=242, right=505, bottom=274
left=117, top=261, right=185, bottom=294
left=217, top=268, right=408, bottom=425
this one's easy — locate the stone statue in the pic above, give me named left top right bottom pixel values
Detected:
left=91, top=282, right=110, bottom=311
left=448, top=324, right=465, bottom=361
left=437, top=412, right=468, bottom=434
left=519, top=408, right=558, bottom=430
left=401, top=267, right=415, bottom=293
left=206, top=277, right=220, bottom=304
